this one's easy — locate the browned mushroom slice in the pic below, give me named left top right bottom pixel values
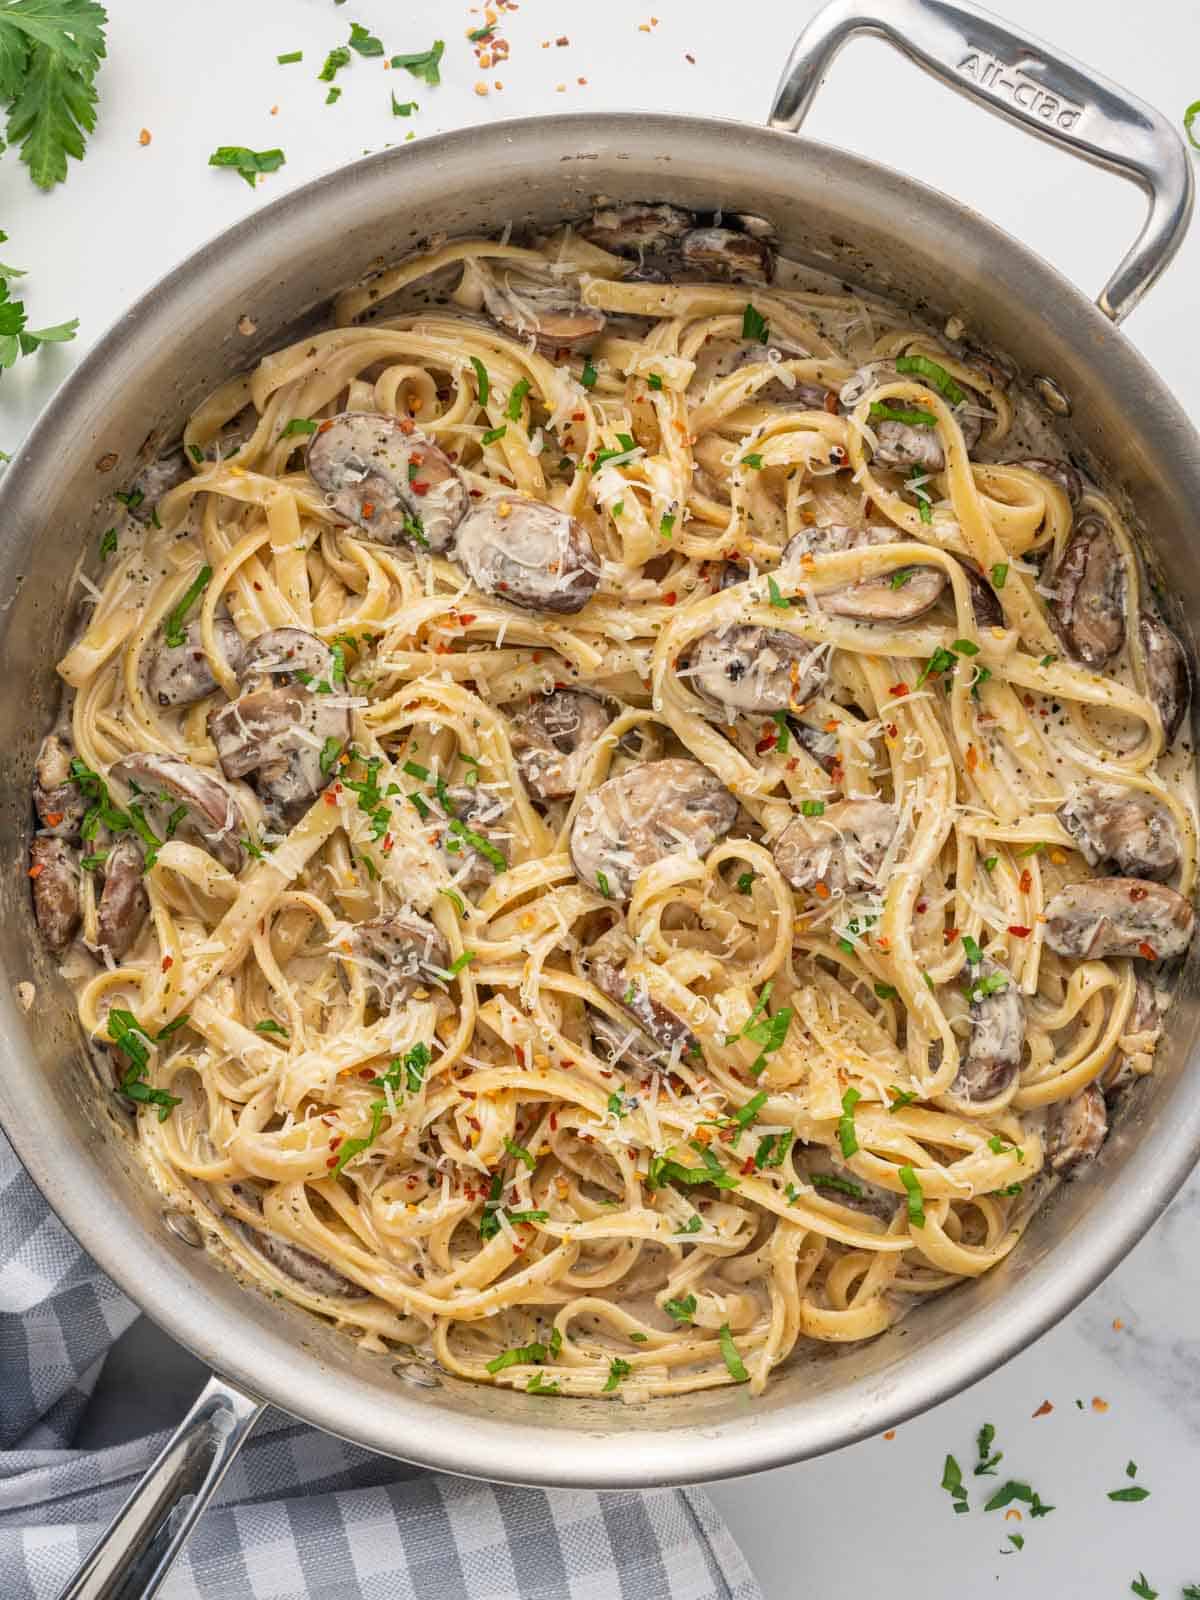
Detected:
left=306, top=412, right=466, bottom=553
left=113, top=752, right=245, bottom=872
left=454, top=496, right=600, bottom=615
left=591, top=956, right=698, bottom=1061
left=680, top=227, right=773, bottom=283
left=439, top=783, right=508, bottom=889
left=238, top=626, right=334, bottom=686
left=96, top=836, right=149, bottom=960
left=147, top=618, right=245, bottom=708
left=589, top=1007, right=662, bottom=1072
left=771, top=798, right=897, bottom=895
left=30, top=836, right=80, bottom=951
left=579, top=201, right=694, bottom=256
left=1011, top=457, right=1083, bottom=507
left=1046, top=1081, right=1107, bottom=1177
left=209, top=686, right=349, bottom=827
left=509, top=689, right=612, bottom=800
left=1048, top=515, right=1125, bottom=668
left=1057, top=781, right=1180, bottom=881
left=1139, top=611, right=1191, bottom=746
left=687, top=625, right=828, bottom=716
left=34, top=732, right=87, bottom=836
left=127, top=449, right=191, bottom=521
left=871, top=402, right=983, bottom=472
left=954, top=557, right=1004, bottom=630
left=344, top=912, right=451, bottom=1009
left=949, top=959, right=1024, bottom=1104
left=1043, top=878, right=1194, bottom=960
left=480, top=270, right=606, bottom=356
left=569, top=758, right=737, bottom=900
left=821, top=566, right=946, bottom=624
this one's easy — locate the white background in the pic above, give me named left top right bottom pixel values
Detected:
left=4, top=2, right=1200, bottom=1596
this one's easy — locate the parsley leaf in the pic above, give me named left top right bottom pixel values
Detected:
left=1108, top=1486, right=1151, bottom=1502
left=208, top=145, right=285, bottom=189
left=837, top=1087, right=860, bottom=1158
left=1130, top=1577, right=1157, bottom=1600
left=0, top=0, right=107, bottom=190
left=742, top=303, right=767, bottom=343
left=602, top=1357, right=631, bottom=1392
left=163, top=565, right=212, bottom=647
left=348, top=21, right=383, bottom=57
left=664, top=1294, right=697, bottom=1324
left=941, top=1454, right=969, bottom=1514
left=718, top=1323, right=749, bottom=1382
left=391, top=40, right=444, bottom=85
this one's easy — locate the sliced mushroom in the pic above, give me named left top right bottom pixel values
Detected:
left=229, top=1181, right=368, bottom=1295
left=1048, top=515, right=1125, bottom=668
left=480, top=268, right=606, bottom=356
left=579, top=202, right=694, bottom=257
left=306, top=411, right=466, bottom=553
left=209, top=685, right=349, bottom=827
left=1043, top=878, right=1194, bottom=961
left=454, top=495, right=601, bottom=614
left=439, top=782, right=508, bottom=889
left=589, top=1007, right=663, bottom=1072
left=569, top=758, right=737, bottom=900
left=34, top=732, right=87, bottom=836
left=872, top=402, right=983, bottom=472
left=112, top=752, right=245, bottom=872
left=1011, top=457, right=1083, bottom=507
left=1046, top=1082, right=1107, bottom=1177
left=772, top=798, right=897, bottom=895
left=127, top=449, right=191, bottom=521
left=509, top=689, right=612, bottom=801
left=954, top=557, right=1004, bottom=630
left=344, top=912, right=451, bottom=1009
left=591, top=956, right=698, bottom=1061
left=950, top=959, right=1024, bottom=1104
left=686, top=625, right=828, bottom=716
left=680, top=227, right=773, bottom=283
left=1057, top=781, right=1180, bottom=881
left=821, top=566, right=947, bottom=624
left=146, top=618, right=245, bottom=708
left=30, top=836, right=80, bottom=952
left=238, top=626, right=334, bottom=686
left=1139, top=611, right=1191, bottom=746
left=96, top=837, right=149, bottom=960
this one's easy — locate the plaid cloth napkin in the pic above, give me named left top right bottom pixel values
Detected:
left=0, top=1133, right=762, bottom=1600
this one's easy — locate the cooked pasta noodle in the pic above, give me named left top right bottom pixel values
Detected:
left=33, top=208, right=1195, bottom=1400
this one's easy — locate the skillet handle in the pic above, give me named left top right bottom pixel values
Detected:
left=56, top=1374, right=265, bottom=1600
left=768, top=0, right=1194, bottom=323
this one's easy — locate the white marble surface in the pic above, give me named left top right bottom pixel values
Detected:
left=4, top=0, right=1199, bottom=1594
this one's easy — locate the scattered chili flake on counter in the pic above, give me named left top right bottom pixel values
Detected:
left=1032, top=1399, right=1053, bottom=1417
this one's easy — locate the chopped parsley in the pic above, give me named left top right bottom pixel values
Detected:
left=647, top=1144, right=739, bottom=1192
left=983, top=1480, right=1055, bottom=1517
left=664, top=1294, right=697, bottom=1324
left=736, top=870, right=755, bottom=894
left=741, top=452, right=763, bottom=470
left=503, top=1135, right=535, bottom=1170
left=1108, top=1485, right=1151, bottom=1502
left=754, top=1133, right=793, bottom=1169
left=898, top=1164, right=925, bottom=1227
left=659, top=512, right=675, bottom=538
left=975, top=1421, right=1003, bottom=1476
left=348, top=21, right=384, bottom=56
left=447, top=817, right=505, bottom=871
left=319, top=737, right=344, bottom=775
left=894, top=353, right=965, bottom=406
left=253, top=1020, right=288, bottom=1038
left=391, top=94, right=418, bottom=116
left=869, top=402, right=936, bottom=427
left=106, top=1009, right=180, bottom=1121
left=277, top=50, right=303, bottom=65
left=487, top=1333, right=558, bottom=1374
left=810, top=1173, right=863, bottom=1198
left=281, top=416, right=317, bottom=437
left=391, top=40, right=445, bottom=84
left=837, top=1087, right=861, bottom=1158
left=742, top=303, right=768, bottom=343
left=675, top=1214, right=703, bottom=1234
left=581, top=357, right=598, bottom=388
left=595, top=869, right=612, bottom=898
left=163, top=564, right=212, bottom=647
left=481, top=424, right=507, bottom=446
left=771, top=711, right=790, bottom=754
left=941, top=1454, right=969, bottom=1514
left=208, top=146, right=285, bottom=188
left=447, top=950, right=476, bottom=976
left=767, top=576, right=790, bottom=609
left=990, top=562, right=1008, bottom=589
left=438, top=886, right=466, bottom=916
left=603, top=1357, right=631, bottom=1392
left=526, top=1373, right=559, bottom=1395
left=606, top=1091, right=626, bottom=1119
left=505, top=377, right=530, bottom=419
left=801, top=799, right=825, bottom=817
left=718, top=1323, right=749, bottom=1382
left=907, top=467, right=933, bottom=523
left=99, top=526, right=117, bottom=557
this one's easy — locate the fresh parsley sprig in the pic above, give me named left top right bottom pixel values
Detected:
left=0, top=0, right=108, bottom=189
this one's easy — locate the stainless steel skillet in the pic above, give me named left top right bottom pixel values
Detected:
left=0, top=1, right=1192, bottom=1595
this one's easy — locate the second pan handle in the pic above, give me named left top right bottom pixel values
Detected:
left=768, top=0, right=1194, bottom=323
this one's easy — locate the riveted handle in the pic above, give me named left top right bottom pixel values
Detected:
left=56, top=1374, right=265, bottom=1600
left=769, top=0, right=1194, bottom=323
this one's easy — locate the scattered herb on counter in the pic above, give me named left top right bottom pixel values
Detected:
left=983, top=1480, right=1055, bottom=1517
left=974, top=1422, right=1002, bottom=1477
left=1130, top=1578, right=1157, bottom=1600
left=0, top=0, right=109, bottom=189
left=325, top=86, right=341, bottom=105
left=0, top=237, right=77, bottom=372
left=318, top=44, right=350, bottom=81
left=208, top=145, right=285, bottom=188
left=391, top=40, right=444, bottom=85
left=1186, top=100, right=1200, bottom=150
left=1006, top=1534, right=1024, bottom=1552
left=1109, top=1485, right=1151, bottom=1503
left=348, top=21, right=383, bottom=56
left=941, top=1454, right=969, bottom=1514
left=391, top=93, right=417, bottom=116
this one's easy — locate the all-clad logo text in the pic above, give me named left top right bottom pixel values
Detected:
left=957, top=51, right=1084, bottom=131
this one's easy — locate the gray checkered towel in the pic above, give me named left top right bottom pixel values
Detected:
left=0, top=1132, right=762, bottom=1599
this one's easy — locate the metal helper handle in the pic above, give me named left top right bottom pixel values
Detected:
left=769, top=0, right=1194, bottom=323
left=58, top=1375, right=265, bottom=1600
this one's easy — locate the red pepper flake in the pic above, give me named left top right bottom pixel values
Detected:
left=944, top=928, right=959, bottom=945
left=359, top=1068, right=374, bottom=1080
left=317, top=419, right=335, bottom=434
left=663, top=591, right=677, bottom=606
left=889, top=683, right=909, bottom=697
left=755, top=732, right=777, bottom=755
left=786, top=757, right=798, bottom=772
left=886, top=723, right=898, bottom=738
left=382, top=834, right=395, bottom=854
left=829, top=762, right=844, bottom=784
left=43, top=811, right=64, bottom=827
left=325, top=1156, right=338, bottom=1168
left=883, top=1428, right=896, bottom=1440
left=1007, top=925, right=1032, bottom=938
left=549, top=1111, right=559, bottom=1130
left=458, top=613, right=476, bottom=625
left=1019, top=869, right=1033, bottom=894
left=1092, top=1395, right=1109, bottom=1413
left=739, top=1155, right=756, bottom=1176
left=410, top=481, right=429, bottom=496
left=161, top=955, right=173, bottom=972
left=1032, top=1399, right=1053, bottom=1417
left=1138, top=941, right=1158, bottom=960
left=323, top=791, right=338, bottom=807
left=397, top=416, right=415, bottom=435
left=1130, top=885, right=1148, bottom=901
left=965, top=744, right=979, bottom=773
left=915, top=900, right=927, bottom=914
left=27, top=862, right=43, bottom=879
left=823, top=390, right=839, bottom=415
